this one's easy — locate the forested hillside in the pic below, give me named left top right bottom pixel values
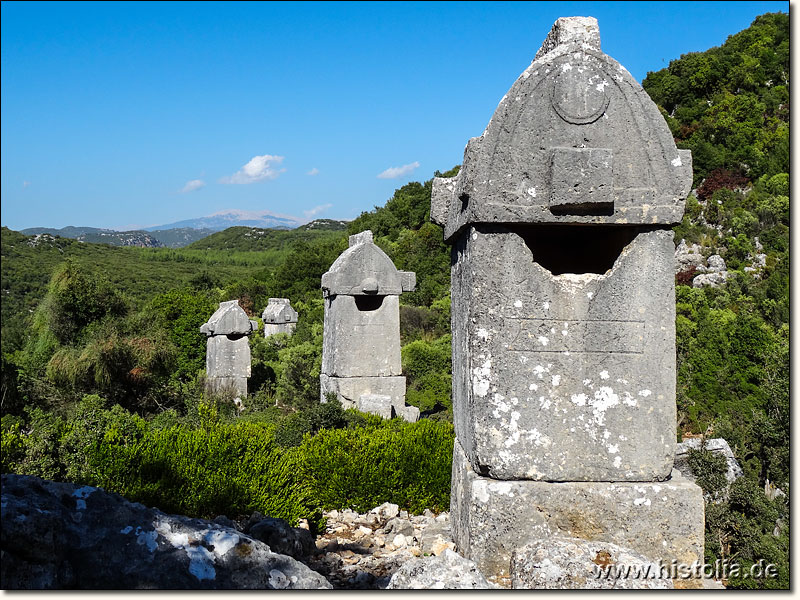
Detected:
left=0, top=13, right=788, bottom=588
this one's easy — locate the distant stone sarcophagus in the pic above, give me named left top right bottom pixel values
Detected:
left=320, top=231, right=420, bottom=422
left=200, top=300, right=258, bottom=398
left=262, top=298, right=298, bottom=337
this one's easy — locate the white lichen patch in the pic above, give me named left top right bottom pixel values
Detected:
left=599, top=370, right=609, bottom=380
left=613, top=456, right=622, bottom=468
left=607, top=444, right=619, bottom=454
left=529, top=383, right=538, bottom=391
left=537, top=336, right=549, bottom=346
left=633, top=497, right=651, bottom=507
left=472, top=359, right=492, bottom=397
left=153, top=521, right=241, bottom=582
left=590, top=386, right=620, bottom=426
left=551, top=374, right=561, bottom=387
left=476, top=328, right=490, bottom=341
left=473, top=480, right=490, bottom=503
left=527, top=187, right=537, bottom=197
left=622, top=391, right=637, bottom=407
left=543, top=301, right=550, bottom=310
left=671, top=156, right=682, bottom=167
left=583, top=378, right=593, bottom=387
left=527, top=427, right=551, bottom=447
left=638, top=389, right=652, bottom=397
left=561, top=63, right=573, bottom=72
left=570, top=393, right=588, bottom=406
left=587, top=291, right=594, bottom=299
left=514, top=300, right=523, bottom=308
left=539, top=396, right=551, bottom=410
left=73, top=486, right=96, bottom=510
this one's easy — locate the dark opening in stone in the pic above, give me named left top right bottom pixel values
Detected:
left=355, top=295, right=385, bottom=312
left=225, top=333, right=246, bottom=341
left=511, top=224, right=644, bottom=275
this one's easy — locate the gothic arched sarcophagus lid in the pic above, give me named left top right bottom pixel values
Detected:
left=321, top=231, right=416, bottom=297
left=431, top=16, right=693, bottom=242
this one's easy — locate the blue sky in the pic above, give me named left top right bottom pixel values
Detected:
left=1, top=1, right=789, bottom=231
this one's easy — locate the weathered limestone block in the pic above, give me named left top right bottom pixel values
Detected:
left=322, top=294, right=402, bottom=377
left=451, top=226, right=676, bottom=481
left=262, top=298, right=298, bottom=338
left=510, top=537, right=674, bottom=589
left=320, top=231, right=418, bottom=421
left=320, top=374, right=406, bottom=409
left=356, top=394, right=394, bottom=420
left=205, top=336, right=252, bottom=379
left=450, top=441, right=704, bottom=582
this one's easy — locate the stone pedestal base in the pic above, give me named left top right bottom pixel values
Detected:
left=320, top=374, right=419, bottom=422
left=450, top=439, right=705, bottom=581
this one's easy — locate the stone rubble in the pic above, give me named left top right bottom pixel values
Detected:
left=305, top=502, right=458, bottom=589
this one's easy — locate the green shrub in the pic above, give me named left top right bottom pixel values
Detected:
left=687, top=447, right=728, bottom=498
left=297, top=418, right=454, bottom=513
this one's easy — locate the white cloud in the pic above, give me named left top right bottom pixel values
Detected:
left=180, top=179, right=206, bottom=193
left=307, top=167, right=319, bottom=176
left=220, top=154, right=286, bottom=184
left=377, top=161, right=420, bottom=179
left=303, top=203, right=332, bottom=219
left=22, top=180, right=30, bottom=188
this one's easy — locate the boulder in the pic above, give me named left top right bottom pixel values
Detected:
left=674, top=438, right=743, bottom=486
left=674, top=239, right=704, bottom=274
left=692, top=271, right=730, bottom=288
left=245, top=517, right=315, bottom=560
left=0, top=474, right=331, bottom=590
left=386, top=549, right=498, bottom=589
left=510, top=537, right=673, bottom=589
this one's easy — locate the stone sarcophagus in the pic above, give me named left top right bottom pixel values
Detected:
left=433, top=17, right=704, bottom=582
left=320, top=230, right=420, bottom=422
left=262, top=298, right=298, bottom=337
left=200, top=300, right=258, bottom=398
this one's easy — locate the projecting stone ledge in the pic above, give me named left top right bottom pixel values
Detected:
left=450, top=440, right=704, bottom=582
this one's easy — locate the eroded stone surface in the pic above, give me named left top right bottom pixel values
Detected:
left=386, top=549, right=498, bottom=589
left=0, top=475, right=331, bottom=590
left=510, top=537, right=673, bottom=589
left=451, top=226, right=677, bottom=481
left=450, top=440, right=704, bottom=582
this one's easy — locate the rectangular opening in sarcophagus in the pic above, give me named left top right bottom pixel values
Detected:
left=510, top=224, right=647, bottom=275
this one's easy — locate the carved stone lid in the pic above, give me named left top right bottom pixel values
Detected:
left=321, top=230, right=416, bottom=297
left=431, top=16, right=692, bottom=242
left=200, top=300, right=257, bottom=336
left=262, top=298, right=299, bottom=324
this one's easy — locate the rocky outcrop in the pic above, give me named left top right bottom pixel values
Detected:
left=510, top=537, right=674, bottom=589
left=386, top=549, right=498, bottom=589
left=0, top=474, right=331, bottom=590
left=674, top=437, right=744, bottom=502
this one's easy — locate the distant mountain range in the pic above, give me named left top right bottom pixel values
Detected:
left=143, top=209, right=304, bottom=232
left=19, top=210, right=334, bottom=248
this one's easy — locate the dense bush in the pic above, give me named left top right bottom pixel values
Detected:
left=1, top=398, right=454, bottom=531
